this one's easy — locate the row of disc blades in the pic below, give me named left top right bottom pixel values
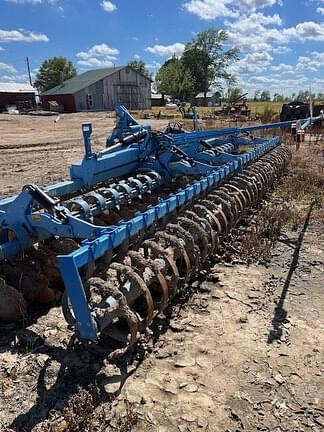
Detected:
left=76, top=145, right=291, bottom=357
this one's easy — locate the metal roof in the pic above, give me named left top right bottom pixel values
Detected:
left=41, top=67, right=126, bottom=96
left=0, top=82, right=36, bottom=93
left=195, top=91, right=221, bottom=98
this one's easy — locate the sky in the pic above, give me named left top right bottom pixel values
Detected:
left=0, top=0, right=323, bottom=96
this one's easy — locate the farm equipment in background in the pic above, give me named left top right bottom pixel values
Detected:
left=0, top=105, right=320, bottom=357
left=280, top=100, right=324, bottom=123
left=222, top=93, right=251, bottom=118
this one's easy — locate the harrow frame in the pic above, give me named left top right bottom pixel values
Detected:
left=0, top=106, right=321, bottom=344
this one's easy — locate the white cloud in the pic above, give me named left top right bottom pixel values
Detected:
left=101, top=1, right=117, bottom=12
left=238, top=0, right=279, bottom=11
left=293, top=21, right=324, bottom=41
left=0, top=73, right=34, bottom=82
left=0, top=62, right=17, bottom=73
left=183, top=0, right=281, bottom=20
left=296, top=51, right=324, bottom=72
left=145, top=42, right=186, bottom=57
left=271, top=63, right=294, bottom=73
left=131, top=36, right=139, bottom=41
left=134, top=54, right=140, bottom=60
left=146, top=61, right=162, bottom=70
left=77, top=58, right=114, bottom=68
left=0, top=46, right=4, bottom=51
left=0, top=29, right=49, bottom=42
left=231, top=51, right=273, bottom=74
left=183, top=0, right=238, bottom=20
left=317, top=7, right=324, bottom=15
left=76, top=43, right=119, bottom=60
left=226, top=13, right=283, bottom=53
left=76, top=43, right=119, bottom=68
left=272, top=45, right=291, bottom=54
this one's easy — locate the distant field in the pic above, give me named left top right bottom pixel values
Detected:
left=248, top=101, right=283, bottom=115
left=142, top=101, right=284, bottom=118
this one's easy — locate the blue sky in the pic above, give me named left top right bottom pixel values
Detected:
left=0, top=0, right=323, bottom=96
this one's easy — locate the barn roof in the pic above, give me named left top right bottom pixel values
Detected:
left=195, top=91, right=221, bottom=98
left=0, top=82, right=36, bottom=93
left=42, top=66, right=132, bottom=96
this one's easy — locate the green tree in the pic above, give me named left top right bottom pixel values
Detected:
left=254, top=90, right=261, bottom=101
left=182, top=29, right=239, bottom=102
left=273, top=93, right=284, bottom=102
left=296, top=90, right=315, bottom=102
left=127, top=60, right=152, bottom=80
left=34, top=56, right=77, bottom=93
left=155, top=57, right=194, bottom=100
left=260, top=90, right=271, bottom=101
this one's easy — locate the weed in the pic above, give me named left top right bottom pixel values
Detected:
left=239, top=201, right=293, bottom=262
left=113, top=400, right=138, bottom=432
left=61, top=385, right=105, bottom=432
left=276, top=143, right=324, bottom=207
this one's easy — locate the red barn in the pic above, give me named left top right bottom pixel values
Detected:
left=0, top=82, right=36, bottom=112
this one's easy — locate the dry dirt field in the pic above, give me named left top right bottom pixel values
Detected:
left=0, top=112, right=323, bottom=432
left=0, top=112, right=251, bottom=198
left=0, top=112, right=145, bottom=198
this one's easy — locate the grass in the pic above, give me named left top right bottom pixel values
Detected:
left=136, top=101, right=284, bottom=121
left=239, top=136, right=324, bottom=262
left=239, top=201, right=293, bottom=262
left=248, top=101, right=283, bottom=116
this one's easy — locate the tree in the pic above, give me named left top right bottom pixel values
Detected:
left=155, top=57, right=194, bottom=100
left=127, top=60, right=152, bottom=80
left=260, top=90, right=271, bottom=102
left=296, top=90, right=315, bottom=102
left=34, top=57, right=77, bottom=93
left=273, top=93, right=284, bottom=102
left=254, top=90, right=261, bottom=101
left=182, top=29, right=239, bottom=102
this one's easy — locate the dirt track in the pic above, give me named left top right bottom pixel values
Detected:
left=0, top=114, right=323, bottom=431
left=0, top=112, right=172, bottom=198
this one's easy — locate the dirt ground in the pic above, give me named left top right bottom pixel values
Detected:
left=0, top=113, right=323, bottom=432
left=0, top=112, right=252, bottom=198
left=0, top=112, right=174, bottom=198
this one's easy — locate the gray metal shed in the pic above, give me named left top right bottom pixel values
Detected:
left=41, top=66, right=151, bottom=112
left=195, top=91, right=221, bottom=107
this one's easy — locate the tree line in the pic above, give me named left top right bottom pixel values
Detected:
left=252, top=89, right=324, bottom=103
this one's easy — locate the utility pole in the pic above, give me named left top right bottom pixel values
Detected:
left=26, top=56, right=32, bottom=86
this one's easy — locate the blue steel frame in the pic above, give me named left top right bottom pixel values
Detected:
left=0, top=106, right=321, bottom=341
left=57, top=137, right=279, bottom=340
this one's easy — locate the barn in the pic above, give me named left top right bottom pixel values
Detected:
left=41, top=66, right=151, bottom=113
left=0, top=82, right=36, bottom=112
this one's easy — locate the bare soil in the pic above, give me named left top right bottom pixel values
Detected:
left=0, top=112, right=256, bottom=198
left=0, top=112, right=171, bottom=198
left=0, top=113, right=323, bottom=432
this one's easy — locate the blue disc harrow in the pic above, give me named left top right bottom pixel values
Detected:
left=0, top=106, right=319, bottom=356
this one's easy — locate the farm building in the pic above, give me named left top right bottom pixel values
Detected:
left=0, top=82, right=36, bottom=112
left=41, top=66, right=151, bottom=113
left=151, top=93, right=167, bottom=107
left=194, top=91, right=221, bottom=107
